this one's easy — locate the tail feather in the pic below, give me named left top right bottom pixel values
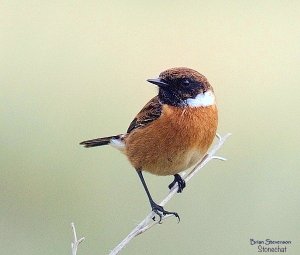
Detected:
left=80, top=135, right=121, bottom=148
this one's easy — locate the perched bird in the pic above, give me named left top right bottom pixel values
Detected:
left=80, top=67, right=218, bottom=221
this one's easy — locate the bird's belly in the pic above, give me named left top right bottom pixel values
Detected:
left=151, top=149, right=204, bottom=176
left=125, top=105, right=218, bottom=176
left=127, top=144, right=203, bottom=176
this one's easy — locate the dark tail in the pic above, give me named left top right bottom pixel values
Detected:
left=80, top=135, right=121, bottom=148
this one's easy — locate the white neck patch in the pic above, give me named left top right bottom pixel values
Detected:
left=185, top=90, right=215, bottom=107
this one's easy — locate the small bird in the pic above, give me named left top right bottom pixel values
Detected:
left=80, top=67, right=218, bottom=222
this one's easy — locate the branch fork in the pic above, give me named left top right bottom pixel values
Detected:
left=71, top=222, right=85, bottom=255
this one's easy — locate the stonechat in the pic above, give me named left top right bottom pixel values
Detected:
left=80, top=67, right=218, bottom=221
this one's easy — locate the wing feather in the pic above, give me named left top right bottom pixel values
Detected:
left=127, top=96, right=162, bottom=134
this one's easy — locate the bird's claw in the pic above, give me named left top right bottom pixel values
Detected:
left=168, top=174, right=186, bottom=193
left=151, top=202, right=180, bottom=223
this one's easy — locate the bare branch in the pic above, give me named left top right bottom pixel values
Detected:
left=108, top=133, right=231, bottom=255
left=71, top=222, right=85, bottom=255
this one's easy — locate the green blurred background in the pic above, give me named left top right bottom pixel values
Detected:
left=1, top=1, right=299, bottom=254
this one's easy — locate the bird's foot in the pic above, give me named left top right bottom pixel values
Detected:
left=168, top=174, right=186, bottom=193
left=150, top=201, right=180, bottom=223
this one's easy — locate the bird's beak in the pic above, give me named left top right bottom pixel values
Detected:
left=147, top=78, right=169, bottom=88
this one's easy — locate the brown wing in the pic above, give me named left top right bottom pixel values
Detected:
left=127, top=96, right=162, bottom=134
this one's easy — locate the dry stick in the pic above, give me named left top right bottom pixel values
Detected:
left=71, top=222, right=85, bottom=255
left=108, top=133, right=231, bottom=255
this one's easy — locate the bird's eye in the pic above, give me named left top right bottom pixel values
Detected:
left=182, top=79, right=190, bottom=85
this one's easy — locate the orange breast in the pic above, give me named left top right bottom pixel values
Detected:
left=125, top=105, right=218, bottom=176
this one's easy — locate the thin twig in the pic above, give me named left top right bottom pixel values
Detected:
left=108, top=133, right=231, bottom=255
left=71, top=222, right=85, bottom=255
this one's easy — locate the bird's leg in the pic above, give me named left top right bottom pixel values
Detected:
left=136, top=170, right=180, bottom=223
left=168, top=174, right=186, bottom=193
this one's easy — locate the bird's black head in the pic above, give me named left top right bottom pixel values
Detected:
left=147, top=67, right=213, bottom=107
